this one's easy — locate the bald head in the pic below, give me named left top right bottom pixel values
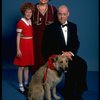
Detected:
left=57, top=5, right=69, bottom=24
left=58, top=5, right=69, bottom=13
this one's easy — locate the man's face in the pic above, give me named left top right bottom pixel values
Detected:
left=57, top=6, right=69, bottom=24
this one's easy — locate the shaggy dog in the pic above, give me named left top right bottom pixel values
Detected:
left=27, top=54, right=69, bottom=100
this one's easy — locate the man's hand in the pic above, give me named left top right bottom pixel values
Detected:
left=62, top=51, right=73, bottom=61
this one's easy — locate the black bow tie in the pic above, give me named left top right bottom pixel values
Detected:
left=61, top=24, right=68, bottom=27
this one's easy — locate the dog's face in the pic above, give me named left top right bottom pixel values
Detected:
left=53, top=55, right=69, bottom=73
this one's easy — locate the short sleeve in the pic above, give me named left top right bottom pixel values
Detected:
left=16, top=20, right=23, bottom=33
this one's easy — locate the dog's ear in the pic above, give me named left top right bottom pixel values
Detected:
left=48, top=54, right=58, bottom=62
left=53, top=56, right=58, bottom=62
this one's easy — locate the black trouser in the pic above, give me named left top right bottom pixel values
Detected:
left=64, top=55, right=88, bottom=100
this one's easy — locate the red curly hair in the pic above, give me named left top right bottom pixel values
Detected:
left=20, top=2, right=35, bottom=15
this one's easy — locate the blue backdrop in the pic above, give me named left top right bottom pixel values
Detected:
left=2, top=0, right=99, bottom=71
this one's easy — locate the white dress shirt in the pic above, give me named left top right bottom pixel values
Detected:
left=61, top=21, right=68, bottom=45
left=61, top=21, right=74, bottom=56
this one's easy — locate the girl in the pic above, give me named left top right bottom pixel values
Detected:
left=13, top=2, right=35, bottom=93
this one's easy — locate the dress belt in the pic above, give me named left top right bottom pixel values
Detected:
left=20, top=36, right=33, bottom=39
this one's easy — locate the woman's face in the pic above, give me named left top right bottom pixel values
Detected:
left=40, top=0, right=48, bottom=4
left=24, top=9, right=32, bottom=20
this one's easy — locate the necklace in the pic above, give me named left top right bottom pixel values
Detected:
left=36, top=4, right=48, bottom=25
left=35, top=4, right=54, bottom=25
left=37, top=4, right=48, bottom=16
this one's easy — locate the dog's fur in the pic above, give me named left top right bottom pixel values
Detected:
left=27, top=55, right=69, bottom=100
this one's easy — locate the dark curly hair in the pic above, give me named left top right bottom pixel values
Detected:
left=20, top=2, right=35, bottom=15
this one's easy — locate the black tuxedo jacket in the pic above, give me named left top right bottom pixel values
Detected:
left=42, top=21, right=80, bottom=59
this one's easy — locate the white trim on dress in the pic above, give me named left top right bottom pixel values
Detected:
left=21, top=18, right=32, bottom=26
left=16, top=29, right=22, bottom=33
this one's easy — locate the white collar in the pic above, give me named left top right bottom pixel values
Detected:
left=21, top=18, right=31, bottom=26
left=62, top=21, right=68, bottom=25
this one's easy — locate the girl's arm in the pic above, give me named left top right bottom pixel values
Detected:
left=16, top=33, right=22, bottom=57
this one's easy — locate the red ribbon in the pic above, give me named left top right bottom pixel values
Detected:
left=43, top=54, right=57, bottom=82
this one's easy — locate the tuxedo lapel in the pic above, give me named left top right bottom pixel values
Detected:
left=57, top=25, right=66, bottom=45
left=59, top=27, right=65, bottom=40
left=67, top=22, right=71, bottom=44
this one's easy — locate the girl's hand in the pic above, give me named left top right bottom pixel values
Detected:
left=16, top=49, right=22, bottom=58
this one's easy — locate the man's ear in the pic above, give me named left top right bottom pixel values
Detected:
left=67, top=12, right=70, bottom=17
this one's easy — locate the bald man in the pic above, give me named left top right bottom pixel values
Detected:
left=42, top=5, right=88, bottom=100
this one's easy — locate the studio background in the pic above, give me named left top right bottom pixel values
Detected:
left=2, top=0, right=99, bottom=71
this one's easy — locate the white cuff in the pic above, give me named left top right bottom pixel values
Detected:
left=69, top=51, right=74, bottom=56
left=16, top=28, right=22, bottom=33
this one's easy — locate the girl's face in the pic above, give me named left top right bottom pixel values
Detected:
left=40, top=0, right=48, bottom=4
left=24, top=9, right=32, bottom=20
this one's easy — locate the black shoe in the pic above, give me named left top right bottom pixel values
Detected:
left=72, top=91, right=83, bottom=100
left=63, top=90, right=84, bottom=100
left=24, top=84, right=29, bottom=91
left=64, top=95, right=83, bottom=100
left=18, top=89, right=27, bottom=95
left=73, top=95, right=83, bottom=100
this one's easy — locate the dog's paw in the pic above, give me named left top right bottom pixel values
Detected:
left=48, top=98, right=51, bottom=100
left=54, top=95, right=60, bottom=100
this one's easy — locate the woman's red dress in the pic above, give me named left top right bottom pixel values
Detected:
left=14, top=18, right=34, bottom=67
left=33, top=3, right=57, bottom=70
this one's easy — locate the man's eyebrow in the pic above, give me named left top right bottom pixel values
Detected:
left=58, top=13, right=67, bottom=14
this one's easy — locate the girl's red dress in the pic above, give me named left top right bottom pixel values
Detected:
left=13, top=18, right=34, bottom=67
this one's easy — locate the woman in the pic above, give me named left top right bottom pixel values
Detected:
left=33, top=0, right=57, bottom=71
left=13, top=2, right=35, bottom=93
